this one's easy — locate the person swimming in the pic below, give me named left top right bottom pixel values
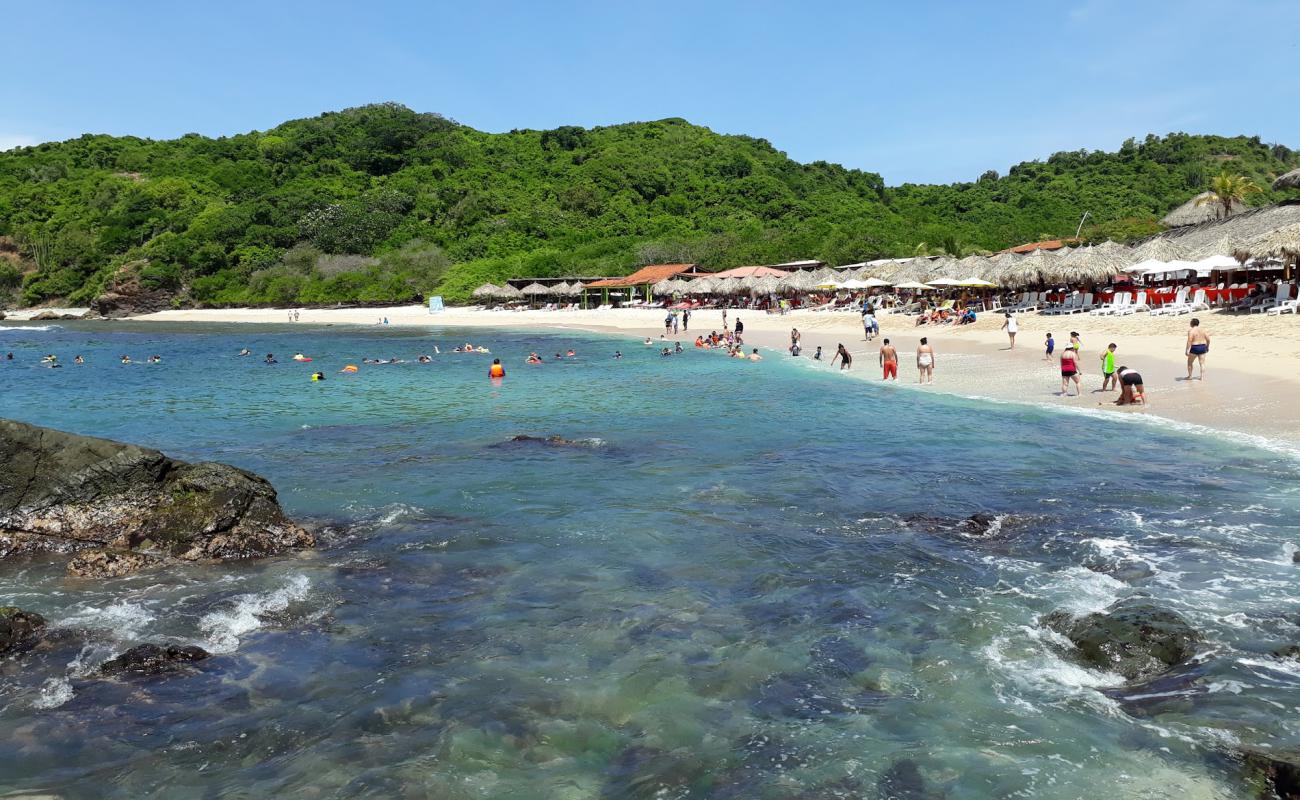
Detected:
left=566, top=350, right=576, bottom=357
left=238, top=348, right=251, bottom=357
left=74, top=355, right=84, bottom=364
left=644, top=338, right=653, bottom=346
left=120, top=355, right=131, bottom=364
left=527, top=353, right=543, bottom=364
left=41, top=354, right=58, bottom=363
left=264, top=353, right=277, bottom=364
left=614, top=351, right=623, bottom=359
left=310, top=371, right=325, bottom=382
left=489, top=358, right=506, bottom=378
left=417, top=355, right=432, bottom=363
left=674, top=342, right=683, bottom=353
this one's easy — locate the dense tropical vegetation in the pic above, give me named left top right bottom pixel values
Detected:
left=1, top=103, right=1296, bottom=307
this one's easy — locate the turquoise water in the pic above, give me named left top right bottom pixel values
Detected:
left=1, top=321, right=1299, bottom=799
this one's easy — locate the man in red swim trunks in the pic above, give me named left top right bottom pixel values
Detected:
left=879, top=339, right=898, bottom=381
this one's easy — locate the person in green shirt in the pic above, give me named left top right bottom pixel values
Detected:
left=1100, top=343, right=1118, bottom=391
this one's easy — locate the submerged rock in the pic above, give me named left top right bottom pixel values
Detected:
left=500, top=434, right=598, bottom=448
left=1240, top=749, right=1300, bottom=799
left=0, top=606, right=47, bottom=654
left=877, top=758, right=937, bottom=800
left=0, top=418, right=313, bottom=576
left=1043, top=599, right=1200, bottom=682
left=903, top=511, right=1013, bottom=538
left=100, top=643, right=210, bottom=676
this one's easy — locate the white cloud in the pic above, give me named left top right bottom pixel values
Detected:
left=0, top=134, right=39, bottom=152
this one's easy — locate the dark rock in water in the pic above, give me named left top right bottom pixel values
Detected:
left=1240, top=749, right=1300, bottom=800
left=791, top=777, right=864, bottom=799
left=1273, top=644, right=1300, bottom=660
left=1293, top=550, right=1300, bottom=564
left=0, top=418, right=313, bottom=576
left=736, top=731, right=811, bottom=772
left=100, top=643, right=210, bottom=676
left=0, top=606, right=47, bottom=654
left=1043, top=599, right=1200, bottom=682
left=602, top=745, right=708, bottom=800
left=752, top=671, right=888, bottom=720
left=1100, top=661, right=1210, bottom=717
left=501, top=434, right=594, bottom=448
left=810, top=635, right=871, bottom=678
left=877, top=758, right=935, bottom=799
left=903, top=511, right=1011, bottom=537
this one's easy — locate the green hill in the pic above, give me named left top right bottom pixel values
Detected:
left=0, top=102, right=1295, bottom=307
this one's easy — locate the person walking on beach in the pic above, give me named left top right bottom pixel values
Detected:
left=862, top=307, right=877, bottom=341
left=722, top=309, right=727, bottom=330
left=916, top=338, right=935, bottom=384
left=1044, top=332, right=1055, bottom=361
left=1069, top=331, right=1081, bottom=354
left=831, top=343, right=852, bottom=370
left=682, top=309, right=690, bottom=331
left=1059, top=345, right=1082, bottom=396
left=1100, top=343, right=1118, bottom=391
left=879, top=339, right=898, bottom=381
left=665, top=313, right=673, bottom=336
left=1185, top=318, right=1210, bottom=380
left=1001, top=313, right=1018, bottom=349
left=735, top=317, right=744, bottom=335
left=672, top=312, right=679, bottom=335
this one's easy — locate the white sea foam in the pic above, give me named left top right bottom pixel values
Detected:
left=60, top=600, right=155, bottom=639
left=199, top=574, right=311, bottom=654
left=0, top=324, right=61, bottom=333
left=32, top=677, right=74, bottom=709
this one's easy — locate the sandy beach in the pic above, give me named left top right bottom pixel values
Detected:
left=108, top=303, right=1300, bottom=448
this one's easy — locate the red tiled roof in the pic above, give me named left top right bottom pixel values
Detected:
left=585, top=264, right=695, bottom=288
left=1001, top=239, right=1077, bottom=254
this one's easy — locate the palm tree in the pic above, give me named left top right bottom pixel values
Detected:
left=1195, top=173, right=1262, bottom=219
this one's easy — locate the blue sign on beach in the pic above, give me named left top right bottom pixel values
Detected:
left=428, top=296, right=444, bottom=313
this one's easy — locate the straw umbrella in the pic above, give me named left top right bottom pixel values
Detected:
left=651, top=279, right=674, bottom=296
left=1244, top=223, right=1300, bottom=279
left=550, top=281, right=572, bottom=296
left=1273, top=168, right=1300, bottom=192
left=1005, top=248, right=1056, bottom=287
left=688, top=278, right=716, bottom=295
left=1129, top=237, right=1190, bottom=265
left=472, top=283, right=500, bottom=301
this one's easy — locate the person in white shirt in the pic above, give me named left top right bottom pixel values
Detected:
left=1000, top=312, right=1018, bottom=349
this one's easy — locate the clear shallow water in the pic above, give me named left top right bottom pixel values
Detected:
left=1, top=321, right=1298, bottom=799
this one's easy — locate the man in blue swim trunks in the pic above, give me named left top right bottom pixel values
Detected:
left=1185, top=318, right=1210, bottom=381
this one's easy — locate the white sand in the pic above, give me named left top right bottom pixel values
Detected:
left=124, top=304, right=1300, bottom=447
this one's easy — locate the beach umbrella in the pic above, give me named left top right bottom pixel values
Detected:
left=809, top=267, right=838, bottom=283
left=1125, top=259, right=1170, bottom=274
left=496, top=284, right=523, bottom=300
left=1000, top=248, right=1054, bottom=287
left=1129, top=237, right=1190, bottom=265
left=651, top=279, right=675, bottom=295
left=957, top=277, right=998, bottom=287
left=893, top=281, right=935, bottom=291
left=1243, top=223, right=1300, bottom=259
left=859, top=277, right=892, bottom=288
left=1194, top=254, right=1241, bottom=271
left=750, top=276, right=779, bottom=295
left=688, top=278, right=716, bottom=294
left=520, top=282, right=549, bottom=297
left=472, top=283, right=500, bottom=300
left=1273, top=168, right=1300, bottom=192
left=569, top=281, right=586, bottom=293
left=549, top=281, right=572, bottom=296
left=926, top=277, right=960, bottom=287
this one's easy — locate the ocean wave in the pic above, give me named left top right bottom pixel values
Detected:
left=0, top=324, right=62, bottom=333
left=199, top=574, right=312, bottom=654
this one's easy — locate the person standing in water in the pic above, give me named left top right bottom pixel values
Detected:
left=830, top=343, right=852, bottom=371
left=879, top=339, right=898, bottom=381
left=916, top=338, right=935, bottom=384
left=1000, top=312, right=1018, bottom=349
left=1100, top=343, right=1118, bottom=391
left=489, top=358, right=505, bottom=379
left=1059, top=345, right=1082, bottom=396
left=1185, top=318, right=1210, bottom=380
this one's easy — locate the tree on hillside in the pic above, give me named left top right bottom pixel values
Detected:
left=1196, top=173, right=1262, bottom=219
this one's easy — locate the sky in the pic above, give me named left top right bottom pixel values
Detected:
left=3, top=0, right=1296, bottom=185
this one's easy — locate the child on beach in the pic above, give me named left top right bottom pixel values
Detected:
left=1069, top=332, right=1082, bottom=354
left=1044, top=333, right=1055, bottom=360
left=1100, top=343, right=1118, bottom=391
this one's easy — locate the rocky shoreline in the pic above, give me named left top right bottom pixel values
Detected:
left=0, top=418, right=313, bottom=578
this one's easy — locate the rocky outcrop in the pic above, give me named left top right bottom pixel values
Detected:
left=90, top=260, right=175, bottom=318
left=1043, top=599, right=1200, bottom=682
left=0, top=419, right=313, bottom=577
left=29, top=310, right=82, bottom=321
left=501, top=434, right=599, bottom=448
left=1241, top=749, right=1300, bottom=799
left=0, top=606, right=47, bottom=654
left=100, top=643, right=210, bottom=676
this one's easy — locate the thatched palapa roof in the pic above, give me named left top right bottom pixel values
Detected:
left=1160, top=192, right=1247, bottom=228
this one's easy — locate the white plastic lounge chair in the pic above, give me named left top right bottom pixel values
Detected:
left=1252, top=283, right=1291, bottom=314
left=1150, top=287, right=1190, bottom=316
left=1067, top=292, right=1095, bottom=314
left=1115, top=291, right=1147, bottom=316
left=1092, top=293, right=1129, bottom=316
left=1266, top=285, right=1298, bottom=315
